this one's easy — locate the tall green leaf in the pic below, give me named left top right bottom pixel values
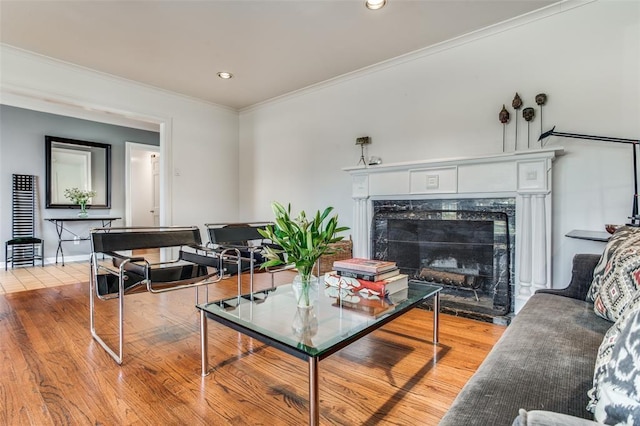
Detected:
left=258, top=202, right=349, bottom=279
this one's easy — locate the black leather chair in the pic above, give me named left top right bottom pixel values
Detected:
left=205, top=222, right=291, bottom=292
left=89, top=226, right=234, bottom=364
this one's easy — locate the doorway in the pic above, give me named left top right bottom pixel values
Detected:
left=125, top=142, right=161, bottom=227
left=4, top=80, right=173, bottom=243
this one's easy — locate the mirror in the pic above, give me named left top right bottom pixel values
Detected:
left=45, top=135, right=111, bottom=208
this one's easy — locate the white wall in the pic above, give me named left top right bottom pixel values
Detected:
left=239, top=0, right=640, bottom=287
left=1, top=1, right=637, bottom=283
left=1, top=45, right=240, bottom=253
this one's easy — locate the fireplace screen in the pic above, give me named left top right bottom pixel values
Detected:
left=372, top=199, right=515, bottom=321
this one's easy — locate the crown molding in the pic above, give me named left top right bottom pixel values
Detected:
left=0, top=43, right=238, bottom=114
left=240, top=0, right=594, bottom=114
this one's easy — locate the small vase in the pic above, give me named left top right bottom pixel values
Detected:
left=77, top=202, right=89, bottom=218
left=292, top=274, right=318, bottom=308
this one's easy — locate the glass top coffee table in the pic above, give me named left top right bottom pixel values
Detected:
left=196, top=280, right=442, bottom=425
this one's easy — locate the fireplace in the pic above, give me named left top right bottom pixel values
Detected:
left=344, top=148, right=563, bottom=315
left=372, top=198, right=515, bottom=321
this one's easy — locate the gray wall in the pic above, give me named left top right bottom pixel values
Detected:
left=0, top=105, right=159, bottom=264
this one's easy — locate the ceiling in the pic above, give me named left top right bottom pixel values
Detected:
left=0, top=0, right=557, bottom=110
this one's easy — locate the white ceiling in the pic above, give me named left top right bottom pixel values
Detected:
left=0, top=0, right=557, bottom=110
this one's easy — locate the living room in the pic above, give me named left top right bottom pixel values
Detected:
left=1, top=0, right=639, bottom=424
left=1, top=0, right=637, bottom=283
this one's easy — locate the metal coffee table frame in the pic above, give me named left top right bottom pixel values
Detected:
left=197, top=281, right=441, bottom=425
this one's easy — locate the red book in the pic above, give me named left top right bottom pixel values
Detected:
left=332, top=258, right=397, bottom=274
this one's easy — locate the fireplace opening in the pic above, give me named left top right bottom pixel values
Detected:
left=389, top=218, right=494, bottom=296
left=372, top=199, right=515, bottom=322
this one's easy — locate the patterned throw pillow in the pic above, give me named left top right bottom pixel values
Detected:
left=587, top=225, right=640, bottom=302
left=593, top=306, right=640, bottom=424
left=588, top=291, right=640, bottom=413
left=587, top=226, right=640, bottom=303
left=592, top=245, right=640, bottom=322
left=588, top=322, right=624, bottom=413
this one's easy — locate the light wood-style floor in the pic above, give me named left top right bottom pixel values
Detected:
left=0, top=261, right=89, bottom=294
left=0, top=264, right=505, bottom=425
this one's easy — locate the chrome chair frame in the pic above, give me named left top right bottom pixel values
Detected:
left=205, top=222, right=296, bottom=294
left=89, top=226, right=240, bottom=365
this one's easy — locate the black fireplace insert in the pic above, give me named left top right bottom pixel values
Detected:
left=372, top=198, right=515, bottom=321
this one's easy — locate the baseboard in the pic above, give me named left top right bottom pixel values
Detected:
left=2, top=255, right=91, bottom=269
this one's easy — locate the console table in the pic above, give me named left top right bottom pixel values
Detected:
left=46, top=217, right=121, bottom=265
left=565, top=229, right=610, bottom=243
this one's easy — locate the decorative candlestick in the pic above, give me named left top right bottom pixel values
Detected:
left=499, top=105, right=510, bottom=152
left=535, top=93, right=547, bottom=146
left=512, top=93, right=523, bottom=150
left=355, top=136, right=371, bottom=166
left=523, top=107, right=535, bottom=149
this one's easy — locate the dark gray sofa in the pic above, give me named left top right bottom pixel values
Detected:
left=439, top=254, right=611, bottom=425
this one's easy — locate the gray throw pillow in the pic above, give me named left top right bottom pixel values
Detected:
left=592, top=244, right=640, bottom=322
left=587, top=226, right=640, bottom=304
left=588, top=290, right=640, bottom=413
left=594, top=305, right=640, bottom=424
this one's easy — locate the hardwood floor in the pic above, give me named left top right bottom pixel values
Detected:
left=0, top=268, right=505, bottom=425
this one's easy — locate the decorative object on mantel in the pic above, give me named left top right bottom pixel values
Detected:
left=535, top=93, right=547, bottom=140
left=258, top=202, right=349, bottom=308
left=539, top=127, right=640, bottom=226
left=512, top=93, right=523, bottom=150
left=355, top=136, right=371, bottom=166
left=64, top=187, right=96, bottom=218
left=606, top=224, right=621, bottom=235
left=368, top=156, right=382, bottom=166
left=523, top=107, right=535, bottom=149
left=499, top=105, right=510, bottom=152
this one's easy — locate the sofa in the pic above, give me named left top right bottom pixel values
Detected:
left=439, top=225, right=640, bottom=426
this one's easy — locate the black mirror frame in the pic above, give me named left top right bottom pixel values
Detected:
left=45, top=135, right=112, bottom=209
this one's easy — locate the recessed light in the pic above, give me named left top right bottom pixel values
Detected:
left=217, top=72, right=233, bottom=79
left=365, top=0, right=386, bottom=10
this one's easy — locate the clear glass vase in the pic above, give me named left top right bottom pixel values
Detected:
left=77, top=201, right=88, bottom=218
left=291, top=306, right=318, bottom=346
left=292, top=274, right=318, bottom=308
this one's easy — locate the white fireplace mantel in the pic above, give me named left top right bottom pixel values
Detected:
left=343, top=147, right=564, bottom=312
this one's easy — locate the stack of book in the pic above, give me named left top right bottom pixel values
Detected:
left=325, top=257, right=408, bottom=297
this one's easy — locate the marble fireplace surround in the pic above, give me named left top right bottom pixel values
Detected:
left=343, top=147, right=564, bottom=313
left=372, top=198, right=515, bottom=320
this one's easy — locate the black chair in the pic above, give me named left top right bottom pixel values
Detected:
left=205, top=222, right=292, bottom=292
left=90, top=226, right=236, bottom=364
left=5, top=174, right=44, bottom=270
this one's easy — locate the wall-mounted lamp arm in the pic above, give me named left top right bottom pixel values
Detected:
left=538, top=126, right=640, bottom=226
left=538, top=126, right=639, bottom=145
